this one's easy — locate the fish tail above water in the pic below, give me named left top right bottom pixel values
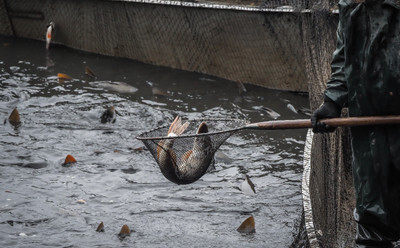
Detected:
left=196, top=121, right=208, bottom=134
left=167, top=115, right=189, bottom=137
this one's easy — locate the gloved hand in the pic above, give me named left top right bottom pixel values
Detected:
left=311, top=97, right=341, bottom=133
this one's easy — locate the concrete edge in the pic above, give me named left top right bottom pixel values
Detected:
left=302, top=129, right=321, bottom=248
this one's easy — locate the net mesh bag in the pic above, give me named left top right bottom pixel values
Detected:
left=136, top=118, right=248, bottom=184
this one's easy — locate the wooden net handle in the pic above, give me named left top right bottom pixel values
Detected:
left=244, top=116, right=400, bottom=130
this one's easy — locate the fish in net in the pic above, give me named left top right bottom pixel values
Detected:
left=136, top=116, right=247, bottom=184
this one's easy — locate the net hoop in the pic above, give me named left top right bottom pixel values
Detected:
left=136, top=118, right=248, bottom=140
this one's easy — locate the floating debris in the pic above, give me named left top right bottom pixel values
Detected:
left=100, top=106, right=116, bottom=124
left=46, top=22, right=55, bottom=49
left=8, top=107, right=21, bottom=126
left=77, top=199, right=86, bottom=204
left=287, top=103, right=298, bottom=114
left=57, top=73, right=72, bottom=84
left=152, top=87, right=170, bottom=97
left=118, top=224, right=131, bottom=239
left=62, top=154, right=77, bottom=167
left=96, top=222, right=104, bottom=232
left=85, top=66, right=96, bottom=79
left=260, top=106, right=280, bottom=119
left=237, top=216, right=255, bottom=233
left=240, top=174, right=256, bottom=196
left=90, top=81, right=138, bottom=94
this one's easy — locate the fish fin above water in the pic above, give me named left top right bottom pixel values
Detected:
left=237, top=215, right=255, bottom=233
left=118, top=224, right=131, bottom=239
left=196, top=122, right=208, bottom=134
left=85, top=66, right=96, bottom=79
left=62, top=154, right=77, bottom=167
left=100, top=106, right=116, bottom=123
left=168, top=116, right=189, bottom=136
left=9, top=107, right=20, bottom=124
left=245, top=174, right=256, bottom=194
left=240, top=174, right=256, bottom=195
left=57, top=73, right=72, bottom=80
left=57, top=73, right=72, bottom=84
left=96, top=222, right=104, bottom=232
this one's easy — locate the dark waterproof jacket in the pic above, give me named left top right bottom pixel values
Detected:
left=324, top=0, right=400, bottom=238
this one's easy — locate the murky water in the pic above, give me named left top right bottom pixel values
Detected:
left=0, top=35, right=309, bottom=247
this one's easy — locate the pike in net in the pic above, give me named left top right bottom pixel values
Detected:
left=136, top=116, right=247, bottom=184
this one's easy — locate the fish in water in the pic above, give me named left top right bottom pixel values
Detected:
left=286, top=103, right=298, bottom=114
left=157, top=116, right=214, bottom=184
left=298, top=107, right=312, bottom=117
left=45, top=22, right=55, bottom=49
left=240, top=174, right=256, bottom=196
left=84, top=66, right=96, bottom=79
left=237, top=215, right=256, bottom=233
left=7, top=107, right=21, bottom=126
left=100, top=106, right=117, bottom=123
left=236, top=80, right=247, bottom=96
left=96, top=222, right=104, bottom=232
left=118, top=224, right=131, bottom=239
left=90, top=81, right=138, bottom=94
left=57, top=73, right=73, bottom=84
left=62, top=154, right=77, bottom=167
left=260, top=106, right=280, bottom=119
left=152, top=87, right=170, bottom=97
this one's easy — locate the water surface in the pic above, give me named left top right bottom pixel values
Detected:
left=0, top=36, right=309, bottom=247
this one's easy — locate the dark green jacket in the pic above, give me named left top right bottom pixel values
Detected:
left=326, top=0, right=400, bottom=116
left=324, top=0, right=400, bottom=234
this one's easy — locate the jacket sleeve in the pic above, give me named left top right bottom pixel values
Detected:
left=324, top=21, right=348, bottom=108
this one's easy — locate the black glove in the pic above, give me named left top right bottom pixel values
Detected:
left=311, top=97, right=341, bottom=133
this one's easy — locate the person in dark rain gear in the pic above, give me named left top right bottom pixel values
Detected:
left=311, top=0, right=400, bottom=247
